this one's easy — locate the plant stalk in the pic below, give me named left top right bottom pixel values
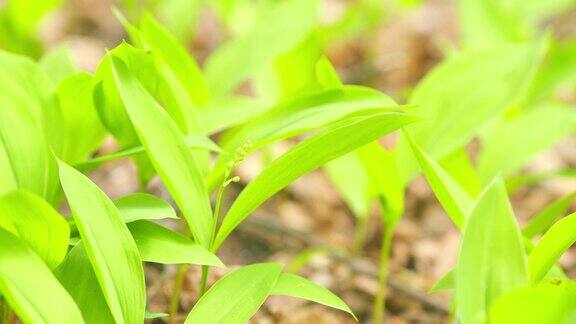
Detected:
left=373, top=225, right=394, bottom=323
left=168, top=220, right=191, bottom=324
left=168, top=264, right=188, bottom=324
left=199, top=265, right=209, bottom=296
left=352, top=212, right=370, bottom=255
left=1, top=299, right=9, bottom=324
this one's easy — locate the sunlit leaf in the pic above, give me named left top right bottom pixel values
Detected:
left=456, top=179, right=528, bottom=324
left=128, top=220, right=224, bottom=267
left=528, top=211, right=576, bottom=284
left=58, top=160, right=145, bottom=324
left=205, top=0, right=320, bottom=96
left=0, top=227, right=84, bottom=324
left=184, top=263, right=283, bottom=323
left=271, top=273, right=355, bottom=319
left=110, top=55, right=213, bottom=247
left=0, top=190, right=68, bottom=269
left=115, top=193, right=178, bottom=223
left=214, top=111, right=418, bottom=249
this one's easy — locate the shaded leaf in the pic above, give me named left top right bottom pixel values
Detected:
left=54, top=243, right=114, bottom=324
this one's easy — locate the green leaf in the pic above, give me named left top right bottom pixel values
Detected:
left=524, top=39, right=576, bottom=105
left=439, top=148, right=481, bottom=196
left=0, top=51, right=60, bottom=201
left=185, top=263, right=283, bottom=323
left=0, top=227, right=84, bottom=324
left=145, top=310, right=169, bottom=319
left=478, top=105, right=576, bottom=182
left=40, top=46, right=76, bottom=84
left=489, top=280, right=576, bottom=324
left=128, top=220, right=224, bottom=267
left=357, top=142, right=404, bottom=222
left=214, top=111, right=418, bottom=249
left=58, top=72, right=106, bottom=164
left=54, top=243, right=115, bottom=324
left=324, top=153, right=371, bottom=218
left=430, top=269, right=455, bottom=293
left=94, top=43, right=158, bottom=183
left=522, top=192, right=576, bottom=239
left=271, top=273, right=355, bottom=319
left=458, top=0, right=530, bottom=50
left=528, top=211, right=576, bottom=284
left=201, top=97, right=269, bottom=134
left=58, top=160, right=145, bottom=324
left=0, top=190, right=69, bottom=269
left=456, top=178, right=528, bottom=324
left=74, top=134, right=219, bottom=172
left=405, top=132, right=473, bottom=229
left=204, top=0, right=320, bottom=96
left=138, top=13, right=210, bottom=106
left=0, top=51, right=63, bottom=154
left=110, top=55, right=213, bottom=247
left=208, top=85, right=400, bottom=190
left=115, top=193, right=178, bottom=223
left=396, top=40, right=546, bottom=182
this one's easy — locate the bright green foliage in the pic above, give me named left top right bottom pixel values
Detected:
left=58, top=72, right=106, bottom=165
left=214, top=111, right=418, bottom=249
left=185, top=263, right=354, bottom=323
left=522, top=192, right=576, bottom=239
left=110, top=55, right=213, bottom=247
left=58, top=160, right=145, bottom=324
left=271, top=273, right=355, bottom=319
left=456, top=179, right=528, bottom=324
left=325, top=153, right=371, bottom=218
left=0, top=190, right=69, bottom=269
left=127, top=220, right=224, bottom=267
left=478, top=105, right=576, bottom=182
left=0, top=227, right=84, bottom=324
left=55, top=243, right=115, bottom=324
left=40, top=46, right=76, bottom=84
left=0, top=0, right=63, bottom=56
left=205, top=0, right=320, bottom=97
left=138, top=13, right=210, bottom=107
left=208, top=86, right=400, bottom=189
left=0, top=51, right=60, bottom=202
left=114, top=193, right=178, bottom=223
left=185, top=263, right=284, bottom=323
left=490, top=280, right=576, bottom=323
left=396, top=40, right=546, bottom=182
left=406, top=132, right=473, bottom=228
left=74, top=134, right=218, bottom=172
left=528, top=211, right=576, bottom=284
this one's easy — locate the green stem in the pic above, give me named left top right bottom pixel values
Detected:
left=168, top=264, right=188, bottom=324
left=373, top=226, right=394, bottom=323
left=1, top=299, right=10, bottom=324
left=199, top=265, right=209, bottom=296
left=352, top=213, right=370, bottom=255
